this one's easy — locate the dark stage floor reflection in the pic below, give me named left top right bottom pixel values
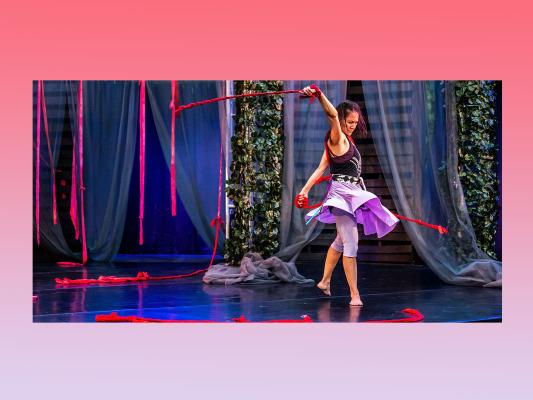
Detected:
left=33, top=255, right=502, bottom=323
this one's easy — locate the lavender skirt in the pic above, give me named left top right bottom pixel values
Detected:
left=304, top=180, right=400, bottom=238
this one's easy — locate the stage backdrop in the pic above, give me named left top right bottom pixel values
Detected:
left=33, top=80, right=501, bottom=287
left=33, top=81, right=224, bottom=262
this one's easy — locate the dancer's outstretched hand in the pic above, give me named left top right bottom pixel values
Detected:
left=299, top=86, right=317, bottom=97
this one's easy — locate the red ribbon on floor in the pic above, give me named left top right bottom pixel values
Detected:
left=95, top=312, right=313, bottom=323
left=139, top=80, right=146, bottom=244
left=232, top=315, right=313, bottom=323
left=57, top=262, right=84, bottom=267
left=361, top=308, right=424, bottom=323
left=55, top=270, right=208, bottom=285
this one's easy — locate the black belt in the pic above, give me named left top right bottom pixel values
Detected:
left=331, top=174, right=361, bottom=185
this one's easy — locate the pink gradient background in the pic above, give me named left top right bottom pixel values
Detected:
left=0, top=0, right=529, bottom=397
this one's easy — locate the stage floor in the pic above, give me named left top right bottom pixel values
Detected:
left=33, top=255, right=502, bottom=323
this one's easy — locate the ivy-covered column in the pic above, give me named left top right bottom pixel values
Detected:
left=224, top=81, right=284, bottom=266
left=455, top=80, right=501, bottom=259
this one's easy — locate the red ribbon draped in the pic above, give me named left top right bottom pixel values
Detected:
left=79, top=81, right=88, bottom=263
left=390, top=213, right=448, bottom=234
left=70, top=108, right=79, bottom=239
left=170, top=80, right=177, bottom=216
left=139, top=80, right=146, bottom=244
left=173, top=88, right=321, bottom=113
left=36, top=81, right=41, bottom=245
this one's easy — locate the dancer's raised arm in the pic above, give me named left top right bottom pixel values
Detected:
left=300, top=86, right=344, bottom=145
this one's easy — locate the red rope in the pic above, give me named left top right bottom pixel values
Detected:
left=55, top=270, right=208, bottom=285
left=36, top=80, right=41, bottom=245
left=95, top=311, right=422, bottom=323
left=139, top=80, right=146, bottom=245
left=174, top=85, right=321, bottom=113
left=95, top=312, right=313, bottom=323
left=170, top=80, right=177, bottom=216
left=390, top=213, right=448, bottom=234
left=232, top=315, right=313, bottom=323
left=70, top=116, right=79, bottom=239
left=57, top=262, right=84, bottom=267
left=361, top=308, right=424, bottom=323
left=78, top=81, right=88, bottom=263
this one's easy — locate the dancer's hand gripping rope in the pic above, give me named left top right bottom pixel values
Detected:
left=295, top=175, right=331, bottom=209
left=299, top=85, right=322, bottom=103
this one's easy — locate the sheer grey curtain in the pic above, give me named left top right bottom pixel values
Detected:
left=33, top=81, right=139, bottom=262
left=362, top=80, right=501, bottom=287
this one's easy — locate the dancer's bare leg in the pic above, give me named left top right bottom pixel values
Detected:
left=317, top=246, right=342, bottom=296
left=343, top=256, right=363, bottom=306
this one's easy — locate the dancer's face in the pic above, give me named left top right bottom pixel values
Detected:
left=341, top=111, right=359, bottom=135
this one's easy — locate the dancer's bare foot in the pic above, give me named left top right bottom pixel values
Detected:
left=349, top=296, right=363, bottom=306
left=317, top=281, right=331, bottom=296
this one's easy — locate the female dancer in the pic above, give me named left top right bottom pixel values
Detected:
left=297, top=86, right=399, bottom=306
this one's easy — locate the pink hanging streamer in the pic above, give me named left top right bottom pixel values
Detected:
left=78, top=81, right=88, bottom=264
left=169, top=80, right=177, bottom=216
left=70, top=123, right=79, bottom=239
left=36, top=81, right=41, bottom=245
left=139, top=80, right=146, bottom=244
left=40, top=81, right=58, bottom=225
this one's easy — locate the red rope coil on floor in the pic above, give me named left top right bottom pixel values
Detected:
left=55, top=270, right=207, bottom=285
left=361, top=308, right=424, bottom=323
left=95, top=312, right=313, bottom=323
left=94, top=310, right=422, bottom=323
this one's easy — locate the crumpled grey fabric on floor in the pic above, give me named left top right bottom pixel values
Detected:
left=203, top=253, right=315, bottom=285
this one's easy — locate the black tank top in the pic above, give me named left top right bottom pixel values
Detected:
left=327, top=137, right=362, bottom=178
